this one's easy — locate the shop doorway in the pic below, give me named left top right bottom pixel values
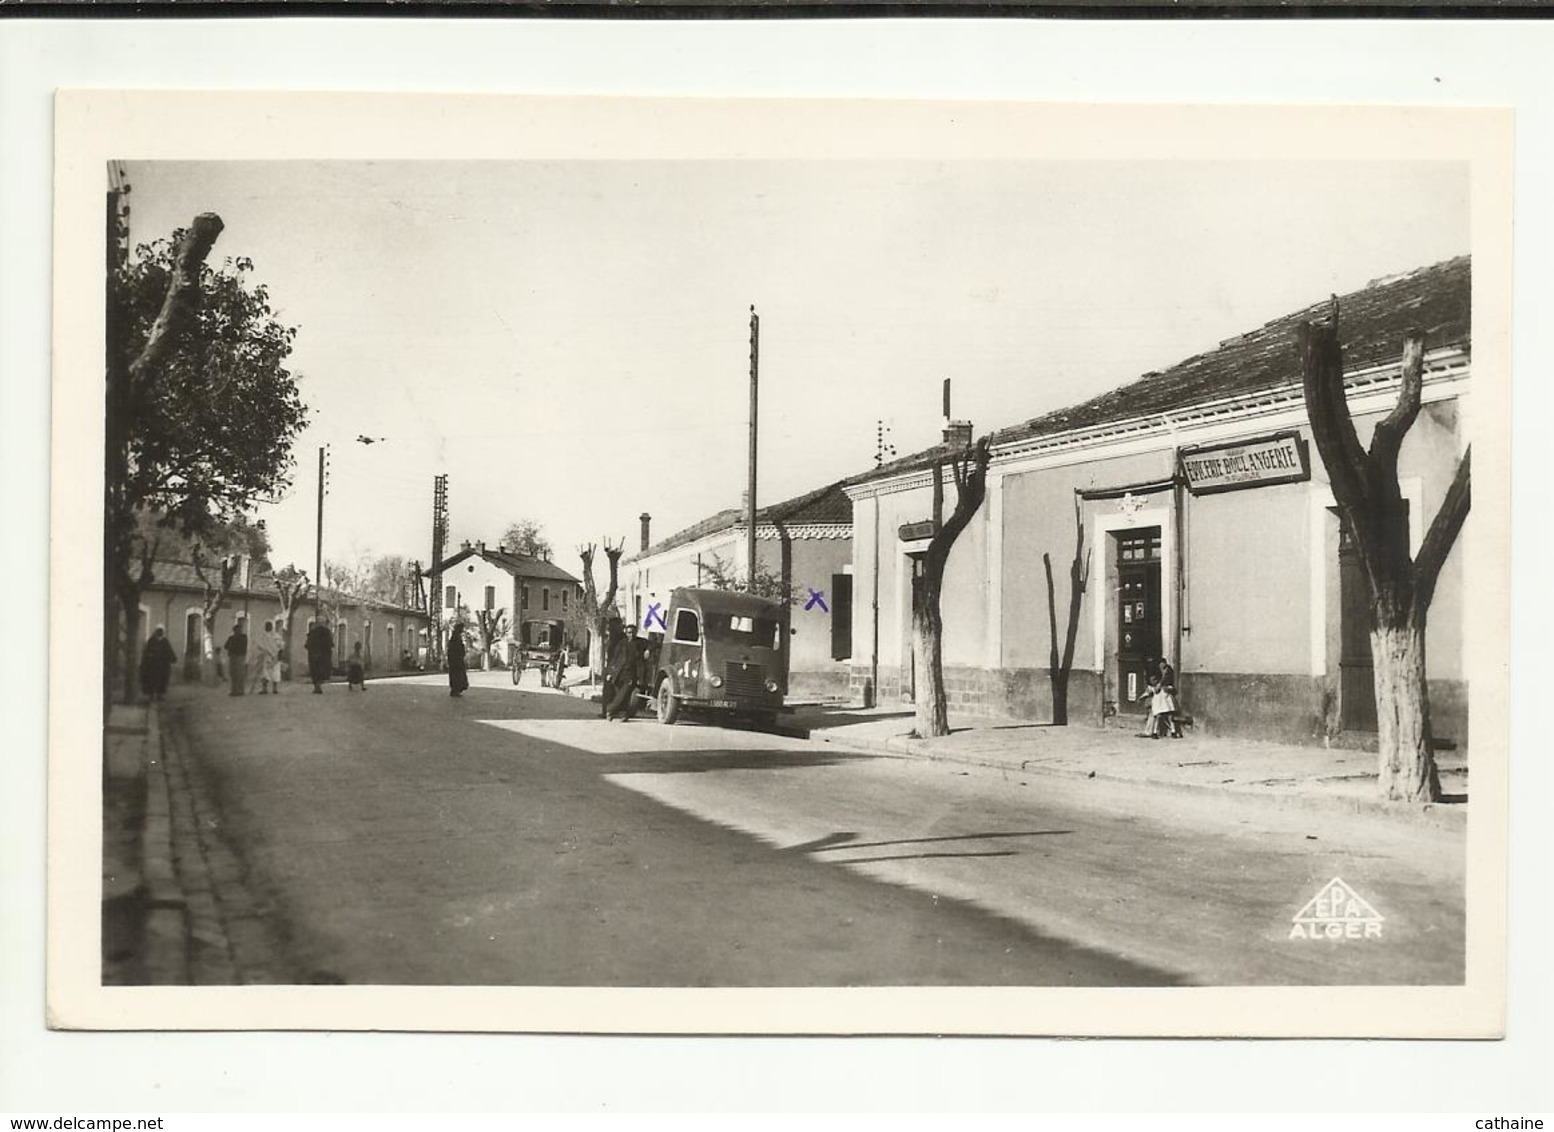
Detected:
left=1115, top=527, right=1162, bottom=714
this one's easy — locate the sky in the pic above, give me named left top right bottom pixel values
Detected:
left=123, top=159, right=1469, bottom=580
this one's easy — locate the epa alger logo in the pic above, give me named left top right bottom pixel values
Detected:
left=1290, top=877, right=1384, bottom=940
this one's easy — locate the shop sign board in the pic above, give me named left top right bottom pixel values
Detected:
left=1178, top=430, right=1311, bottom=495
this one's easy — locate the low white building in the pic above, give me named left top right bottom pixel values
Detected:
left=435, top=540, right=583, bottom=663
left=622, top=482, right=854, bottom=699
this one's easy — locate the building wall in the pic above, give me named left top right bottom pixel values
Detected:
left=142, top=587, right=430, bottom=680
left=848, top=390, right=1470, bottom=748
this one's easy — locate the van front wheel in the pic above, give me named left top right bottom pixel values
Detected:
left=655, top=679, right=680, bottom=725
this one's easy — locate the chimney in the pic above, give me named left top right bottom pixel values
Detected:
left=460, top=539, right=471, bottom=552
left=639, top=513, right=652, bottom=553
left=476, top=540, right=486, bottom=556
left=942, top=419, right=973, bottom=450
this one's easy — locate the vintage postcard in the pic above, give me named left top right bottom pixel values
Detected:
left=49, top=92, right=1511, bottom=1036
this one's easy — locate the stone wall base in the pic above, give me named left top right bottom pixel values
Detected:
left=848, top=662, right=1468, bottom=751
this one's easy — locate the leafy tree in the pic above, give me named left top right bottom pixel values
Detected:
left=500, top=519, right=552, bottom=560
left=699, top=552, right=795, bottom=605
left=364, top=554, right=412, bottom=605
left=475, top=607, right=509, bottom=670
left=1298, top=305, right=1470, bottom=802
left=106, top=205, right=307, bottom=702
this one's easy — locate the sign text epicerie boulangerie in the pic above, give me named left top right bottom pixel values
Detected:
left=1178, top=431, right=1311, bottom=495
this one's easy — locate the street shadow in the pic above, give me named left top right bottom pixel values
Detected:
left=835, top=850, right=1019, bottom=864
left=599, top=748, right=876, bottom=776
left=789, top=709, right=916, bottom=732
left=793, top=830, right=1075, bottom=854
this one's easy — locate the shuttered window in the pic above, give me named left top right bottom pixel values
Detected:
left=830, top=573, right=853, bottom=661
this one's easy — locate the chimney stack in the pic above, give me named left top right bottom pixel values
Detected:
left=639, top=513, right=652, bottom=553
left=476, top=540, right=485, bottom=556
left=460, top=539, right=471, bottom=552
left=942, top=419, right=973, bottom=450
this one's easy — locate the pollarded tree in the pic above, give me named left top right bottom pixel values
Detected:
left=1298, top=303, right=1470, bottom=803
left=578, top=543, right=600, bottom=677
left=106, top=209, right=307, bottom=702
left=1042, top=494, right=1091, bottom=726
left=913, top=436, right=992, bottom=738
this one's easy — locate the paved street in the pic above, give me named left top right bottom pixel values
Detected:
left=160, top=673, right=1465, bottom=987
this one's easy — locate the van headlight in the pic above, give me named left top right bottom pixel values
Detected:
left=710, top=675, right=723, bottom=688
left=765, top=679, right=779, bottom=693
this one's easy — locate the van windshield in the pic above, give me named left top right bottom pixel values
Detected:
left=704, top=612, right=781, bottom=649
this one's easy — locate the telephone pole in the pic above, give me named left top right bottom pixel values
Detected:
left=746, top=304, right=759, bottom=591
left=429, top=474, right=449, bottom=662
left=314, top=445, right=329, bottom=617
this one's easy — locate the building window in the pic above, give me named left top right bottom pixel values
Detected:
left=484, top=585, right=495, bottom=611
left=542, top=587, right=550, bottom=612
left=1117, top=531, right=1161, bottom=562
left=561, top=589, right=569, bottom=612
left=521, top=585, right=530, bottom=610
left=445, top=585, right=456, bottom=609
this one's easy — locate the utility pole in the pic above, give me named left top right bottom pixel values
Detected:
left=429, top=474, right=449, bottom=663
left=746, top=304, right=759, bottom=592
left=314, top=445, right=329, bottom=618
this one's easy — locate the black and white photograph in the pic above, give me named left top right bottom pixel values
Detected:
left=48, top=93, right=1510, bottom=1037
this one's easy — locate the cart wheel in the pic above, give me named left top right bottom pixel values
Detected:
left=511, top=660, right=522, bottom=686
left=655, top=679, right=680, bottom=725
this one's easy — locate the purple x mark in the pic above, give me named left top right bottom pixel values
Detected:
left=644, top=603, right=666, bottom=631
left=804, top=588, right=828, bottom=613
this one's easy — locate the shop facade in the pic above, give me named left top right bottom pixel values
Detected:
left=845, top=257, right=1471, bottom=747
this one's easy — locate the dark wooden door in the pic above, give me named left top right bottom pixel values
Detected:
left=1116, top=528, right=1162, bottom=714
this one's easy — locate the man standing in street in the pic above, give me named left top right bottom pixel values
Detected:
left=224, top=617, right=249, bottom=697
left=305, top=618, right=334, bottom=694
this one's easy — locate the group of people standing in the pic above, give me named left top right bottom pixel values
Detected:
left=136, top=615, right=366, bottom=701
left=1134, top=656, right=1184, bottom=739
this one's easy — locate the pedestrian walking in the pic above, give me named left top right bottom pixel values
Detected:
left=250, top=619, right=282, bottom=694
left=347, top=641, right=367, bottom=691
left=224, top=618, right=249, bottom=696
left=603, top=623, right=641, bottom=722
left=447, top=623, right=470, bottom=697
left=305, top=618, right=334, bottom=694
left=139, top=626, right=177, bottom=702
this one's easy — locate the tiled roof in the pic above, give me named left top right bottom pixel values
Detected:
left=852, top=255, right=1471, bottom=486
left=440, top=546, right=581, bottom=585
left=141, top=560, right=426, bottom=615
left=629, top=479, right=853, bottom=563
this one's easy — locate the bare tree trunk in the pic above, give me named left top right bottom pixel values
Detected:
left=1298, top=309, right=1469, bottom=803
left=578, top=544, right=600, bottom=679
left=1372, top=616, right=1441, bottom=802
left=912, top=596, right=948, bottom=738
left=1043, top=553, right=1069, bottom=726
left=1042, top=496, right=1089, bottom=726
left=912, top=438, right=992, bottom=738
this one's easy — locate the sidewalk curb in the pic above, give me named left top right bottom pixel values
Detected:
left=805, top=728, right=1467, bottom=828
left=139, top=704, right=192, bottom=984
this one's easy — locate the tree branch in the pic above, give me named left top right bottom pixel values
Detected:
left=1297, top=300, right=1371, bottom=515
left=126, top=213, right=224, bottom=394
left=1369, top=334, right=1425, bottom=480
left=1414, top=447, right=1471, bottom=612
